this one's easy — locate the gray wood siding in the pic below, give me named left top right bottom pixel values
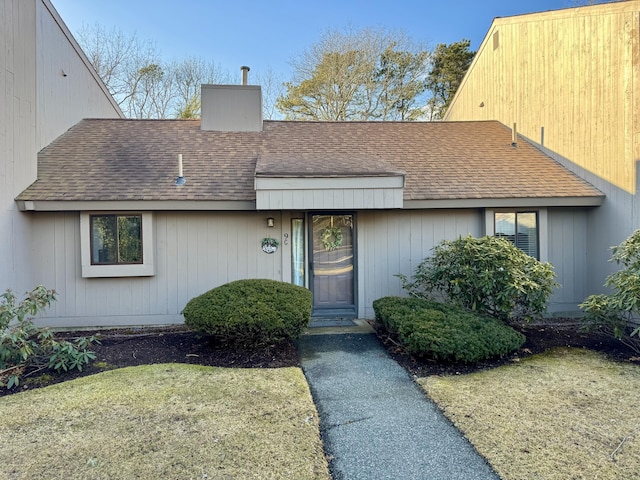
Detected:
left=1, top=0, right=120, bottom=295
left=29, top=207, right=594, bottom=326
left=31, top=212, right=284, bottom=327
left=1, top=0, right=38, bottom=294
left=357, top=210, right=483, bottom=318
left=35, top=0, right=120, bottom=148
left=256, top=188, right=403, bottom=210
left=546, top=208, right=590, bottom=313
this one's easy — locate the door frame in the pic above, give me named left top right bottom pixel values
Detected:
left=308, top=212, right=358, bottom=318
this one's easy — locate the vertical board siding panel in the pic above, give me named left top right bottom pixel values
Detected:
left=409, top=213, right=423, bottom=276
left=378, top=211, right=391, bottom=300
left=176, top=215, right=191, bottom=312
left=185, top=214, right=200, bottom=308
left=216, top=214, right=230, bottom=285
left=197, top=214, right=212, bottom=293
left=63, top=212, right=77, bottom=317
left=53, top=212, right=67, bottom=317
left=154, top=213, right=168, bottom=314
left=547, top=209, right=589, bottom=310
left=32, top=213, right=57, bottom=314
left=165, top=213, right=179, bottom=315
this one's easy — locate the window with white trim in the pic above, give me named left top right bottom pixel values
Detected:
left=81, top=212, right=154, bottom=277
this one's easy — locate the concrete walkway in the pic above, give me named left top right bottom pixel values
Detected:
left=297, top=325, right=499, bottom=480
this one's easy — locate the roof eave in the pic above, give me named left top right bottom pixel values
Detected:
left=403, top=196, right=604, bottom=209
left=16, top=200, right=257, bottom=212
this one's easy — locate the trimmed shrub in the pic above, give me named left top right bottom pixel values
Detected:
left=580, top=229, right=640, bottom=354
left=397, top=235, right=558, bottom=321
left=373, top=296, right=525, bottom=363
left=182, top=279, right=312, bottom=346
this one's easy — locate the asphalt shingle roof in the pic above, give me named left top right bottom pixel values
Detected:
left=17, top=119, right=603, bottom=203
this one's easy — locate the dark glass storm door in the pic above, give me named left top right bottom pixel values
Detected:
left=310, top=214, right=356, bottom=316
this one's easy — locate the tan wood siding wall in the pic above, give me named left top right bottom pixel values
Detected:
left=446, top=4, right=640, bottom=195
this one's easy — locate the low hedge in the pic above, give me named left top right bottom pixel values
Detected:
left=373, top=296, right=525, bottom=363
left=182, top=279, right=312, bottom=346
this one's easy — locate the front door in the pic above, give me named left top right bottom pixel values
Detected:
left=310, top=214, right=356, bottom=316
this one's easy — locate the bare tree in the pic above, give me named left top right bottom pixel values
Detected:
left=252, top=67, right=285, bottom=120
left=76, top=24, right=230, bottom=119
left=170, top=57, right=231, bottom=118
left=77, top=23, right=163, bottom=117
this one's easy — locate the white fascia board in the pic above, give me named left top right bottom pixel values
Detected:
left=255, top=175, right=405, bottom=190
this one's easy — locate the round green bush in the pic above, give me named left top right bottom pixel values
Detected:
left=373, top=296, right=525, bottom=363
left=182, top=279, right=312, bottom=346
left=397, top=235, right=558, bottom=321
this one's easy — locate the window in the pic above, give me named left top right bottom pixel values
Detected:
left=81, top=213, right=154, bottom=277
left=90, top=215, right=142, bottom=265
left=291, top=218, right=305, bottom=287
left=495, top=211, right=539, bottom=259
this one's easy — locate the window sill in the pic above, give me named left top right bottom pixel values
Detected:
left=81, top=263, right=155, bottom=278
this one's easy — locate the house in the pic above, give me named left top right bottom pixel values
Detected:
left=14, top=80, right=603, bottom=327
left=445, top=1, right=640, bottom=299
left=1, top=0, right=122, bottom=297
left=6, top=2, right=608, bottom=328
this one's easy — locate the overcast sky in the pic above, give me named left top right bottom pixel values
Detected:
left=52, top=0, right=579, bottom=81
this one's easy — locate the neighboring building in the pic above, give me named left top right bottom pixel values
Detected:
left=15, top=85, right=603, bottom=327
left=1, top=0, right=122, bottom=295
left=445, top=1, right=640, bottom=298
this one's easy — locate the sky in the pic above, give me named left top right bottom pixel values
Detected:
left=51, top=0, right=579, bottom=82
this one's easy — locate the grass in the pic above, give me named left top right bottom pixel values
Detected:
left=0, top=364, right=330, bottom=480
left=420, top=348, right=640, bottom=480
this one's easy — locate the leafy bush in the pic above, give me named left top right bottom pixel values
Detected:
left=398, top=235, right=558, bottom=321
left=0, top=286, right=99, bottom=389
left=182, top=279, right=312, bottom=346
left=580, top=230, right=640, bottom=354
left=373, top=296, right=525, bottom=363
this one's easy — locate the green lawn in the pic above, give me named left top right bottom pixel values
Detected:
left=0, top=364, right=330, bottom=480
left=421, top=348, right=640, bottom=480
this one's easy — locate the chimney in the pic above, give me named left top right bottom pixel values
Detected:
left=241, top=66, right=250, bottom=85
left=200, top=66, right=263, bottom=132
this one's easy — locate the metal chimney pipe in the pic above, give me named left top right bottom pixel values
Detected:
left=240, top=66, right=250, bottom=85
left=511, top=122, right=518, bottom=147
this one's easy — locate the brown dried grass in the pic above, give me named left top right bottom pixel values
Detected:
left=420, top=348, right=640, bottom=480
left=0, top=364, right=330, bottom=480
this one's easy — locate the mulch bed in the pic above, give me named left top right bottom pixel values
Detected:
left=372, top=318, right=640, bottom=378
left=2, top=320, right=638, bottom=397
